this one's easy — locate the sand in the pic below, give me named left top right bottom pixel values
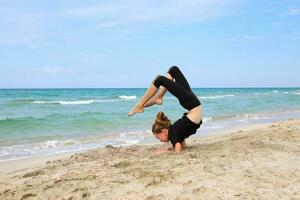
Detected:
left=0, top=119, right=299, bottom=200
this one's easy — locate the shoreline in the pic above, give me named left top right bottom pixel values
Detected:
left=0, top=118, right=297, bottom=171
left=0, top=120, right=279, bottom=175
left=1, top=108, right=300, bottom=163
left=0, top=118, right=299, bottom=199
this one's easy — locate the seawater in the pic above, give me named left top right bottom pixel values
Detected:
left=0, top=88, right=300, bottom=160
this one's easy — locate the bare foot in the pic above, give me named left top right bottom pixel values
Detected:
left=128, top=104, right=144, bottom=116
left=144, top=98, right=163, bottom=108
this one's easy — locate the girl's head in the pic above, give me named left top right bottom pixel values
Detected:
left=152, top=112, right=171, bottom=142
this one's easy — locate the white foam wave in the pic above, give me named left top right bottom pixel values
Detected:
left=33, top=99, right=123, bottom=105
left=41, top=140, right=80, bottom=148
left=33, top=100, right=95, bottom=105
left=202, top=117, right=212, bottom=122
left=164, top=97, right=176, bottom=100
left=0, top=118, right=7, bottom=121
left=0, top=131, right=147, bottom=160
left=33, top=97, right=136, bottom=105
left=238, top=113, right=264, bottom=120
left=200, top=94, right=235, bottom=99
left=205, top=113, right=268, bottom=123
left=272, top=90, right=279, bottom=93
left=118, top=95, right=137, bottom=100
left=254, top=93, right=269, bottom=96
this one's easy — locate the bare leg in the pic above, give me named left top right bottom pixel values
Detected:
left=144, top=73, right=173, bottom=107
left=128, top=83, right=158, bottom=116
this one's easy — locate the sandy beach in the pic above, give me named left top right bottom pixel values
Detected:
left=0, top=119, right=299, bottom=200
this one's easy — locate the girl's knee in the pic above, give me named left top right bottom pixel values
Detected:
left=153, top=75, right=164, bottom=88
left=168, top=66, right=180, bottom=77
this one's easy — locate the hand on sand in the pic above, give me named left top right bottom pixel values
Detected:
left=128, top=104, right=144, bottom=117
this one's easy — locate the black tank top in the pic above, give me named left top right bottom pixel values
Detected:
left=168, top=113, right=202, bottom=148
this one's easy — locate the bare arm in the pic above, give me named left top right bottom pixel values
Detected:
left=174, top=142, right=184, bottom=153
left=181, top=140, right=187, bottom=149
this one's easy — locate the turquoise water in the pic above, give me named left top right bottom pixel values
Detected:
left=1, top=88, right=300, bottom=160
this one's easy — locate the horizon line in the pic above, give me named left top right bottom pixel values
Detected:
left=0, top=86, right=300, bottom=90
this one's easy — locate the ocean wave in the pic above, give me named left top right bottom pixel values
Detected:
left=0, top=112, right=109, bottom=125
left=33, top=100, right=96, bottom=105
left=236, top=113, right=265, bottom=121
left=164, top=97, right=176, bottom=100
left=254, top=93, right=269, bottom=96
left=0, top=116, right=35, bottom=123
left=8, top=96, right=138, bottom=106
left=205, top=113, right=268, bottom=123
left=118, top=95, right=137, bottom=100
left=0, top=131, right=147, bottom=161
left=0, top=139, right=83, bottom=160
left=202, top=117, right=212, bottom=122
left=42, top=140, right=81, bottom=148
left=200, top=94, right=235, bottom=99
left=235, top=111, right=297, bottom=122
left=33, top=99, right=125, bottom=105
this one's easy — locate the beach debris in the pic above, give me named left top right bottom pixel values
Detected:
left=20, top=193, right=37, bottom=200
left=82, top=191, right=90, bottom=198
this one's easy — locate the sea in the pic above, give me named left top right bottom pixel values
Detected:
left=0, top=88, right=300, bottom=161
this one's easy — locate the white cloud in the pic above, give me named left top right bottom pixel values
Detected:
left=226, top=34, right=270, bottom=42
left=0, top=4, right=43, bottom=45
left=281, top=7, right=300, bottom=16
left=62, top=0, right=239, bottom=27
left=60, top=53, right=106, bottom=63
left=226, top=32, right=300, bottom=42
left=272, top=22, right=295, bottom=26
left=39, top=66, right=74, bottom=75
left=278, top=32, right=300, bottom=40
left=0, top=0, right=240, bottom=45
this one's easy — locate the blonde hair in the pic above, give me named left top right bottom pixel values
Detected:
left=152, top=112, right=171, bottom=134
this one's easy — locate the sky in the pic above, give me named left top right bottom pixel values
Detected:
left=0, top=0, right=300, bottom=88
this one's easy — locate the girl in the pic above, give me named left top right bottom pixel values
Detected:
left=128, top=66, right=202, bottom=152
